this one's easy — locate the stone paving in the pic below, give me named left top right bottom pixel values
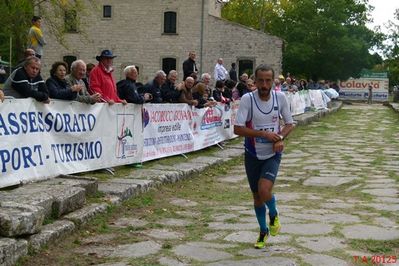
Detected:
left=13, top=103, right=399, bottom=265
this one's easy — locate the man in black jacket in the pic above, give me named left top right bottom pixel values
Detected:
left=117, top=65, right=152, bottom=104
left=143, top=70, right=166, bottom=103
left=182, top=51, right=198, bottom=80
left=3, top=56, right=49, bottom=103
left=161, top=70, right=181, bottom=103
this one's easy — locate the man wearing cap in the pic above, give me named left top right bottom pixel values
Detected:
left=89, top=50, right=127, bottom=104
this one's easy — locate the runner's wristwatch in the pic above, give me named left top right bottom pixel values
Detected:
left=278, top=134, right=284, bottom=141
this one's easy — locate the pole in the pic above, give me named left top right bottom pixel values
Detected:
left=200, top=0, right=205, bottom=75
left=9, top=36, right=12, bottom=76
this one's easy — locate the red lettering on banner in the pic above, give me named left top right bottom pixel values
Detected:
left=340, top=80, right=382, bottom=90
left=150, top=110, right=173, bottom=123
left=203, top=109, right=222, bottom=124
left=174, top=110, right=192, bottom=121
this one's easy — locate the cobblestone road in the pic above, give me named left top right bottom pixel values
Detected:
left=23, top=103, right=399, bottom=266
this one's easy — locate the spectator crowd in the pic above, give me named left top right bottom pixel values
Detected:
left=0, top=48, right=340, bottom=106
left=0, top=17, right=341, bottom=105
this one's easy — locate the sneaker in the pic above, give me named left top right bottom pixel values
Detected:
left=270, top=215, right=281, bottom=236
left=254, top=232, right=268, bottom=249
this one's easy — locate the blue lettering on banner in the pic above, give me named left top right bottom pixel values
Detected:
left=0, top=112, right=96, bottom=136
left=0, top=145, right=44, bottom=172
left=51, top=141, right=102, bottom=163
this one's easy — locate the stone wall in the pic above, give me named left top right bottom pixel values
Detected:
left=41, top=0, right=281, bottom=83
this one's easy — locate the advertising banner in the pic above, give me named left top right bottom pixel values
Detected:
left=0, top=99, right=143, bottom=188
left=339, top=78, right=389, bottom=101
left=192, top=103, right=233, bottom=151
left=142, top=103, right=195, bottom=161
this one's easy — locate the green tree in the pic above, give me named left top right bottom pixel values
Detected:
left=0, top=0, right=94, bottom=66
left=222, top=0, right=383, bottom=80
left=0, top=1, right=33, bottom=64
left=384, top=9, right=399, bottom=87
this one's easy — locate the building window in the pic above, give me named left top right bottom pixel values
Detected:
left=162, top=58, right=176, bottom=75
left=238, top=59, right=254, bottom=77
left=103, top=5, right=112, bottom=18
left=63, top=55, right=77, bottom=73
left=164, top=11, right=177, bottom=34
left=65, top=10, right=78, bottom=32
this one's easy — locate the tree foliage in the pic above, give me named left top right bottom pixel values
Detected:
left=0, top=0, right=94, bottom=65
left=222, top=0, right=383, bottom=80
left=384, top=9, right=399, bottom=86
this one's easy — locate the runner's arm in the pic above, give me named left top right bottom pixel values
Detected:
left=234, top=125, right=282, bottom=143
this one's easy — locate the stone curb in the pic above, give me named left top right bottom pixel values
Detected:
left=1, top=101, right=343, bottom=265
left=386, top=102, right=399, bottom=113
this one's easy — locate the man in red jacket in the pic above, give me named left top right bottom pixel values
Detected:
left=89, top=50, right=127, bottom=105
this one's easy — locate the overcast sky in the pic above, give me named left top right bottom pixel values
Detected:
left=367, top=0, right=398, bottom=33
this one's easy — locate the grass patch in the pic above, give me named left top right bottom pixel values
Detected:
left=348, top=239, right=399, bottom=254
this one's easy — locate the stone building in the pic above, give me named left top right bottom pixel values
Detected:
left=41, top=0, right=282, bottom=83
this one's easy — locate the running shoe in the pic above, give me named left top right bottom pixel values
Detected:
left=254, top=232, right=268, bottom=249
left=270, top=215, right=281, bottom=236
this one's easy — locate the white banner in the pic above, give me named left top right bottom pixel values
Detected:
left=339, top=77, right=389, bottom=101
left=192, top=103, right=234, bottom=151
left=142, top=103, right=195, bottom=161
left=308, top=90, right=327, bottom=110
left=0, top=99, right=143, bottom=188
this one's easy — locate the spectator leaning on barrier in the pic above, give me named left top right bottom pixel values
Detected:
left=298, top=79, right=308, bottom=91
left=234, top=64, right=294, bottom=249
left=0, top=89, right=4, bottom=102
left=177, top=76, right=198, bottom=107
left=66, top=60, right=101, bottom=104
left=3, top=49, right=37, bottom=93
left=161, top=70, right=181, bottom=103
left=308, top=79, right=319, bottom=90
left=3, top=56, right=49, bottom=103
left=213, top=80, right=229, bottom=103
left=274, top=78, right=281, bottom=92
left=246, top=78, right=256, bottom=93
left=117, top=65, right=152, bottom=104
left=199, top=72, right=212, bottom=95
left=143, top=70, right=166, bottom=103
left=214, top=58, right=228, bottom=81
left=27, top=16, right=46, bottom=59
left=223, top=79, right=236, bottom=102
left=192, top=82, right=217, bottom=108
left=237, top=73, right=249, bottom=97
left=331, top=82, right=340, bottom=92
left=183, top=51, right=198, bottom=80
left=281, top=77, right=291, bottom=91
left=46, top=61, right=82, bottom=100
left=90, top=50, right=127, bottom=105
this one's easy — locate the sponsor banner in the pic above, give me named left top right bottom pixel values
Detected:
left=339, top=77, right=389, bottom=101
left=360, top=71, right=388, bottom=79
left=339, top=90, right=388, bottom=101
left=192, top=103, right=233, bottom=150
left=142, top=103, right=195, bottom=161
left=339, top=78, right=389, bottom=91
left=0, top=99, right=142, bottom=188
